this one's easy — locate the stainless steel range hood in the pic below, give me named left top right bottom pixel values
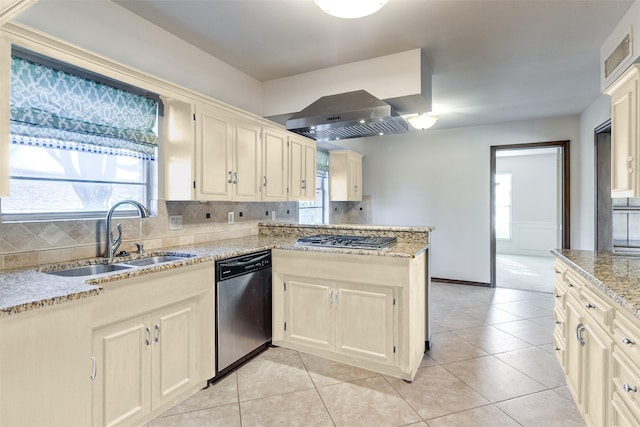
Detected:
left=285, top=90, right=409, bottom=142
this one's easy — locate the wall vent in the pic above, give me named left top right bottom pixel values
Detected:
left=605, top=33, right=632, bottom=79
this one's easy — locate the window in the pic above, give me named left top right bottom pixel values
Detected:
left=1, top=49, right=160, bottom=220
left=299, top=150, right=329, bottom=224
left=495, top=172, right=512, bottom=239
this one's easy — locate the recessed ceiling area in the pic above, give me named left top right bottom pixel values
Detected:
left=69, top=1, right=639, bottom=129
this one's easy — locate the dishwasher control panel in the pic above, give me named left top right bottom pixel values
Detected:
left=217, top=250, right=271, bottom=281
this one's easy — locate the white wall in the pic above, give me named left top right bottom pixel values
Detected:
left=359, top=116, right=580, bottom=284
left=12, top=1, right=263, bottom=114
left=495, top=152, right=559, bottom=256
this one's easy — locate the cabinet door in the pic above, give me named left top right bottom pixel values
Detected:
left=611, top=74, right=638, bottom=197
left=0, top=301, right=92, bottom=427
left=289, top=137, right=305, bottom=200
left=582, top=319, right=612, bottom=427
left=195, top=103, right=234, bottom=200
left=262, top=129, right=288, bottom=201
left=348, top=155, right=362, bottom=201
left=303, top=142, right=317, bottom=201
left=233, top=121, right=262, bottom=201
left=151, top=299, right=198, bottom=410
left=335, top=283, right=394, bottom=365
left=284, top=279, right=334, bottom=351
left=163, top=98, right=195, bottom=200
left=92, top=316, right=151, bottom=427
left=565, top=294, right=584, bottom=409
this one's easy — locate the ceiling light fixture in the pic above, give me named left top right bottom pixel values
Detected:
left=407, top=113, right=439, bottom=130
left=314, top=0, right=389, bottom=19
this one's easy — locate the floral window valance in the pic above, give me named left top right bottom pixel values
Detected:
left=317, top=149, right=329, bottom=175
left=10, top=55, right=159, bottom=160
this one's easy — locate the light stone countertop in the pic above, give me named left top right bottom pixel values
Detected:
left=552, top=249, right=640, bottom=321
left=0, top=223, right=432, bottom=317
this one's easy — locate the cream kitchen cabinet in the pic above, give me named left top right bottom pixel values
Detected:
left=289, top=135, right=317, bottom=201
left=91, top=263, right=214, bottom=427
left=330, top=150, right=363, bottom=201
left=261, top=127, right=289, bottom=201
left=282, top=277, right=395, bottom=366
left=605, top=64, right=640, bottom=197
left=272, top=249, right=427, bottom=381
left=0, top=299, right=92, bottom=427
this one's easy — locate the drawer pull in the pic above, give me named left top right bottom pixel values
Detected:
left=624, top=383, right=638, bottom=393
left=585, top=303, right=597, bottom=310
left=623, top=337, right=636, bottom=345
left=554, top=294, right=561, bottom=299
left=567, top=283, right=574, bottom=288
left=145, top=327, right=152, bottom=346
left=555, top=320, right=562, bottom=325
left=554, top=346, right=561, bottom=351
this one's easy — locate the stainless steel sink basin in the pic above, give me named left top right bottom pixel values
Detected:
left=124, top=255, right=193, bottom=267
left=46, top=263, right=133, bottom=277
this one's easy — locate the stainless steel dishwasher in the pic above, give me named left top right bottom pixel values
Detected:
left=214, top=250, right=272, bottom=378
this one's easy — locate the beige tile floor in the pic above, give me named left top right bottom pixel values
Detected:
left=147, top=281, right=585, bottom=427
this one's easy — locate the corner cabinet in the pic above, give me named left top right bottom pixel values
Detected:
left=289, top=135, right=317, bottom=201
left=272, top=249, right=427, bottom=381
left=91, top=263, right=214, bottom=427
left=553, top=259, right=640, bottom=427
left=605, top=64, right=640, bottom=197
left=0, top=299, right=92, bottom=427
left=330, top=150, right=363, bottom=201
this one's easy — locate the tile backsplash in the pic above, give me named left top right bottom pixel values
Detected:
left=0, top=200, right=298, bottom=270
left=329, top=195, right=372, bottom=225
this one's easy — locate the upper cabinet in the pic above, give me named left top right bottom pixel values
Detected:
left=289, top=135, right=316, bottom=201
left=330, top=150, right=363, bottom=202
left=606, top=65, right=640, bottom=197
left=163, top=99, right=310, bottom=202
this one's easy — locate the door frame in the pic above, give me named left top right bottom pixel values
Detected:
left=490, top=140, right=570, bottom=287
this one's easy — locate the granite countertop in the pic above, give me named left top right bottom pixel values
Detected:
left=552, top=249, right=640, bottom=321
left=0, top=223, right=432, bottom=317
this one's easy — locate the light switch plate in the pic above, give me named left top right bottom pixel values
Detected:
left=227, top=211, right=234, bottom=224
left=169, top=215, right=182, bottom=230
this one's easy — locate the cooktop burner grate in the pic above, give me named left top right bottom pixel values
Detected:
left=295, top=234, right=397, bottom=249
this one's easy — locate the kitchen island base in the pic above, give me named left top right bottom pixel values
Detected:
left=272, top=248, right=429, bottom=381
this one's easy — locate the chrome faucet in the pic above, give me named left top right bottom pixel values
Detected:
left=105, top=200, right=150, bottom=258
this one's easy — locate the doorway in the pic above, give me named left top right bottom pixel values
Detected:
left=490, top=141, right=570, bottom=292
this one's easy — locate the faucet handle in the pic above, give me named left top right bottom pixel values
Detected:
left=132, top=243, right=144, bottom=254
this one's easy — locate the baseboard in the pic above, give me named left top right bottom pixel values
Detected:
left=431, top=277, right=492, bottom=287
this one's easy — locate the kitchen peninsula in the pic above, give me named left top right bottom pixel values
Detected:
left=0, top=222, right=432, bottom=426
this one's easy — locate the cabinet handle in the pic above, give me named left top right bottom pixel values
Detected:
left=567, top=283, right=574, bottom=288
left=554, top=294, right=561, bottom=299
left=335, top=291, right=339, bottom=304
left=555, top=320, right=562, bottom=325
left=329, top=290, right=334, bottom=305
left=301, top=179, right=306, bottom=189
left=623, top=337, right=636, bottom=345
left=576, top=323, right=586, bottom=347
left=155, top=324, right=161, bottom=343
left=585, top=303, right=597, bottom=310
left=227, top=171, right=233, bottom=184
left=624, top=383, right=638, bottom=393
left=263, top=176, right=268, bottom=187
left=354, top=185, right=358, bottom=193
left=233, top=172, right=238, bottom=184
left=90, top=356, right=97, bottom=381
left=554, top=346, right=561, bottom=351
left=145, top=327, right=152, bottom=346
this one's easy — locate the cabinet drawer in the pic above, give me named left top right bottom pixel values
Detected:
left=613, top=309, right=640, bottom=361
left=580, top=284, right=615, bottom=329
left=613, top=392, right=640, bottom=427
left=565, top=270, right=584, bottom=299
left=612, top=347, right=640, bottom=421
left=554, top=260, right=568, bottom=283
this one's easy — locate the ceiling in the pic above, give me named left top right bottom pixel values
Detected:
left=114, top=0, right=632, bottom=130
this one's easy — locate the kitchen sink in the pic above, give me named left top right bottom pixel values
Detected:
left=46, top=263, right=133, bottom=277
left=124, top=255, right=194, bottom=266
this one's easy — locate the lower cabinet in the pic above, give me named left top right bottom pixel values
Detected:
left=554, top=258, right=640, bottom=427
left=284, top=278, right=395, bottom=365
left=91, top=263, right=214, bottom=427
left=273, top=249, right=427, bottom=381
left=0, top=299, right=92, bottom=427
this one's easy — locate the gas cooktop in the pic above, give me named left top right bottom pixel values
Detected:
left=295, top=234, right=397, bottom=250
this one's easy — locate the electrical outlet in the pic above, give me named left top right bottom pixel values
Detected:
left=227, top=211, right=234, bottom=224
left=169, top=215, right=182, bottom=230
left=271, top=210, right=276, bottom=220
